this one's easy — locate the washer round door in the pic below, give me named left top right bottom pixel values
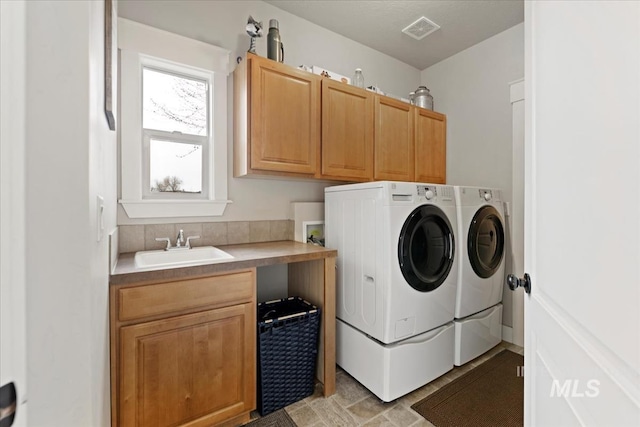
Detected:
left=467, top=205, right=505, bottom=278
left=398, top=205, right=455, bottom=292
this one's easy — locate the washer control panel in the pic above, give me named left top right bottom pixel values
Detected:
left=477, top=189, right=502, bottom=202
left=417, top=185, right=437, bottom=200
left=417, top=185, right=455, bottom=202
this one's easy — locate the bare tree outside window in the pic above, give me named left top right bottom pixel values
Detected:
left=149, top=139, right=203, bottom=193
left=152, top=175, right=183, bottom=192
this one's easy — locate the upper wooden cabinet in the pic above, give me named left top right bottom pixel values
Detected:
left=234, top=54, right=446, bottom=183
left=374, top=97, right=446, bottom=184
left=415, top=109, right=447, bottom=184
left=321, top=80, right=373, bottom=181
left=235, top=54, right=321, bottom=177
left=374, top=96, right=414, bottom=181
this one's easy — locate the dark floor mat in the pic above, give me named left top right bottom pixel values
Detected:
left=412, top=349, right=524, bottom=427
left=243, top=409, right=297, bottom=427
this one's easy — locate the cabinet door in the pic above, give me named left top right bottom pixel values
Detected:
left=374, top=96, right=414, bottom=181
left=415, top=109, right=446, bottom=184
left=250, top=56, right=321, bottom=175
left=119, top=304, right=255, bottom=427
left=321, top=80, right=373, bottom=181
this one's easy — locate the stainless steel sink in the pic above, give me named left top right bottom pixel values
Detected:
left=134, top=246, right=234, bottom=269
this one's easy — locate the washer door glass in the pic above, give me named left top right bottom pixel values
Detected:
left=468, top=206, right=505, bottom=278
left=398, top=205, right=455, bottom=292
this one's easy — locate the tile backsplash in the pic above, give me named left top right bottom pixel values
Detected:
left=118, top=220, right=294, bottom=254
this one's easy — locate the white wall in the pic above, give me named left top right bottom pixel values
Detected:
left=421, top=23, right=524, bottom=328
left=117, top=0, right=422, bottom=225
left=25, top=1, right=116, bottom=425
left=421, top=23, right=524, bottom=190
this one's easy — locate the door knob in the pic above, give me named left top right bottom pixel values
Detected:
left=507, top=273, right=532, bottom=294
left=0, top=382, right=17, bottom=426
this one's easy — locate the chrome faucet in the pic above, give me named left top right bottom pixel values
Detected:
left=155, top=237, right=172, bottom=250
left=185, top=235, right=200, bottom=249
left=155, top=229, right=200, bottom=251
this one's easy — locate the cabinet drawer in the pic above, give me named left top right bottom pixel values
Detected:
left=118, top=270, right=255, bottom=321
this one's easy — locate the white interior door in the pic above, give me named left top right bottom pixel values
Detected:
left=523, top=1, right=640, bottom=425
left=0, top=1, right=27, bottom=425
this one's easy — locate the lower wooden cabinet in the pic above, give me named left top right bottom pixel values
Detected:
left=111, top=270, right=256, bottom=427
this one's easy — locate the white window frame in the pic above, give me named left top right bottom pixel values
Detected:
left=140, top=59, right=211, bottom=200
left=118, top=18, right=231, bottom=218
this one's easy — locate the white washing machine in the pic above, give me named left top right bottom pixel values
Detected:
left=325, top=181, right=457, bottom=401
left=453, top=186, right=506, bottom=366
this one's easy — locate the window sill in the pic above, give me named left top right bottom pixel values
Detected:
left=119, top=199, right=231, bottom=219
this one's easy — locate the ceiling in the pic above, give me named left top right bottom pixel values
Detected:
left=264, top=0, right=524, bottom=70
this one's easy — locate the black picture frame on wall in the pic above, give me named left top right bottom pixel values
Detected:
left=105, top=0, right=116, bottom=131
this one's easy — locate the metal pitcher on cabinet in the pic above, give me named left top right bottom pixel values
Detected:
left=413, top=86, right=434, bottom=110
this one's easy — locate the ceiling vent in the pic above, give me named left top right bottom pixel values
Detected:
left=402, top=16, right=440, bottom=40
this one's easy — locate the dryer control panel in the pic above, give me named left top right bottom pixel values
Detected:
left=478, top=189, right=502, bottom=202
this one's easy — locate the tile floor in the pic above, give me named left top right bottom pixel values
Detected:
left=276, top=341, right=524, bottom=427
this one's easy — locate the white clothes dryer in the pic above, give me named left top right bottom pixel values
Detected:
left=325, top=181, right=457, bottom=401
left=453, top=186, right=506, bottom=365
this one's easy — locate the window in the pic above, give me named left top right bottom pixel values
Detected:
left=119, top=18, right=230, bottom=218
left=142, top=64, right=209, bottom=199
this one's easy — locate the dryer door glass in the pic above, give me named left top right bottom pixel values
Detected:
left=468, top=205, right=505, bottom=278
left=398, top=205, right=455, bottom=292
